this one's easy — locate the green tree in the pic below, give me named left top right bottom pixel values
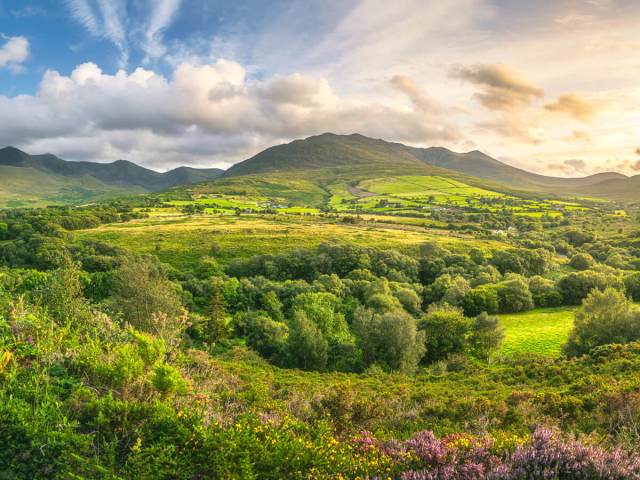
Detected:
left=291, top=292, right=350, bottom=344
left=243, top=312, right=289, bottom=359
left=286, top=311, right=328, bottom=370
left=352, top=307, right=425, bottom=373
left=110, top=257, right=184, bottom=331
left=569, top=253, right=595, bottom=271
left=468, top=312, right=504, bottom=360
left=528, top=276, right=563, bottom=308
left=462, top=285, right=499, bottom=317
left=497, top=276, right=534, bottom=313
left=419, top=304, right=472, bottom=364
left=565, top=288, right=640, bottom=357
left=624, top=272, right=640, bottom=302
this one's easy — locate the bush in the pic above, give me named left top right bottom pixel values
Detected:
left=565, top=288, right=640, bottom=357
left=353, top=307, right=425, bottom=373
left=624, top=272, right=640, bottom=302
left=528, top=275, right=562, bottom=308
left=286, top=311, right=329, bottom=371
left=419, top=305, right=471, bottom=364
left=462, top=285, right=499, bottom=316
left=569, top=252, right=595, bottom=271
left=468, top=312, right=504, bottom=360
left=557, top=270, right=624, bottom=305
left=497, top=276, right=534, bottom=313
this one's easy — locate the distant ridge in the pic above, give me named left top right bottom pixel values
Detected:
left=0, top=146, right=224, bottom=207
left=224, top=133, right=629, bottom=196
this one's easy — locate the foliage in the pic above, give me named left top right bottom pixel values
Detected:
left=565, top=288, right=640, bottom=356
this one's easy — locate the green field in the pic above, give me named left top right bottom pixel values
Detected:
left=76, top=213, right=508, bottom=270
left=498, top=307, right=575, bottom=357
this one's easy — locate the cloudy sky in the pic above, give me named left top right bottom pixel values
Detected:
left=0, top=0, right=638, bottom=174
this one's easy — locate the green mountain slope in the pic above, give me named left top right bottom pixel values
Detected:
left=0, top=147, right=224, bottom=207
left=223, top=133, right=627, bottom=197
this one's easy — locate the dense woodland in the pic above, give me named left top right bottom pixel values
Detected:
left=1, top=195, right=640, bottom=478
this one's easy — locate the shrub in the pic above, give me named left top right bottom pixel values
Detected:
left=497, top=276, right=534, bottom=313
left=151, top=364, right=188, bottom=395
left=468, top=312, right=504, bottom=360
left=353, top=307, right=425, bottom=373
left=565, top=288, right=640, bottom=357
left=557, top=270, right=624, bottom=305
left=419, top=305, right=472, bottom=364
left=462, top=285, right=499, bottom=317
left=569, top=252, right=595, bottom=271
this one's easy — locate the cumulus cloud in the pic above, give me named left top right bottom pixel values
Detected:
left=450, top=64, right=544, bottom=111
left=1, top=60, right=462, bottom=170
left=0, top=35, right=30, bottom=72
left=544, top=93, right=598, bottom=121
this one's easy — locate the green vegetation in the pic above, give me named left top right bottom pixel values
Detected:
left=0, top=146, right=223, bottom=207
left=498, top=307, right=574, bottom=357
left=3, top=133, right=640, bottom=477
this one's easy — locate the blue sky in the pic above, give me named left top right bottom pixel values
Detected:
left=0, top=0, right=638, bottom=173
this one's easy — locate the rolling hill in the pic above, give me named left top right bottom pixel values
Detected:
left=223, top=133, right=628, bottom=197
left=0, top=147, right=224, bottom=207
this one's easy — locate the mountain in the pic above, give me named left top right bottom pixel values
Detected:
left=0, top=147, right=224, bottom=208
left=224, top=133, right=629, bottom=197
left=223, top=133, right=422, bottom=177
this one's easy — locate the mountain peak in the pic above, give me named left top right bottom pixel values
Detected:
left=0, top=146, right=31, bottom=166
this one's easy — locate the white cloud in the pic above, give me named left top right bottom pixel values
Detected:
left=0, top=35, right=29, bottom=72
left=66, top=0, right=128, bottom=67
left=66, top=0, right=184, bottom=67
left=2, top=60, right=463, bottom=170
left=142, top=0, right=183, bottom=61
left=11, top=5, right=47, bottom=17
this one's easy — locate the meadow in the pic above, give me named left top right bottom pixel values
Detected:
left=497, top=307, right=575, bottom=357
left=76, top=212, right=508, bottom=270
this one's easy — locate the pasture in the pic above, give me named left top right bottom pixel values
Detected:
left=497, top=307, right=575, bottom=357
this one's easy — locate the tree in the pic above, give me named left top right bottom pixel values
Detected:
left=497, top=276, right=534, bottom=313
left=243, top=312, right=289, bottom=360
left=291, top=292, right=350, bottom=344
left=286, top=311, right=328, bottom=371
left=110, top=257, right=184, bottom=331
left=557, top=270, right=624, bottom=305
left=528, top=276, right=562, bottom=308
left=352, top=307, right=425, bottom=373
left=462, top=286, right=499, bottom=317
left=624, top=272, right=640, bottom=302
left=39, top=256, right=90, bottom=324
left=468, top=312, right=504, bottom=360
left=569, top=253, right=595, bottom=271
left=564, top=288, right=640, bottom=357
left=419, top=305, right=472, bottom=364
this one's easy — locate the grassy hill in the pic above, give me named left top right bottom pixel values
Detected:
left=0, top=147, right=224, bottom=207
left=223, top=133, right=627, bottom=197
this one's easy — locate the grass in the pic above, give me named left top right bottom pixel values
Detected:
left=497, top=307, right=575, bottom=357
left=76, top=213, right=508, bottom=271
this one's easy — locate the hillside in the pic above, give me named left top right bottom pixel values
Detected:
left=0, top=147, right=224, bottom=207
left=223, top=133, right=628, bottom=198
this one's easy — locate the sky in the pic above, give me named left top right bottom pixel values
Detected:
left=0, top=0, right=638, bottom=174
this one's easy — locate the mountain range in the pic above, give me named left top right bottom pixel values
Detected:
left=1, top=134, right=639, bottom=207
left=224, top=133, right=630, bottom=195
left=0, top=146, right=223, bottom=207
